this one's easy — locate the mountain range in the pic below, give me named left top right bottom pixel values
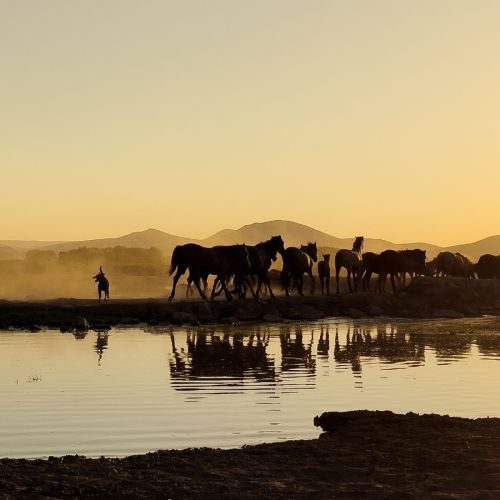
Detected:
left=0, top=220, right=498, bottom=261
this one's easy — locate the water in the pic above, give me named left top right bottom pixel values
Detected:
left=1, top=317, right=500, bottom=458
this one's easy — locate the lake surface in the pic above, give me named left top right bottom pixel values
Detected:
left=1, top=317, right=500, bottom=458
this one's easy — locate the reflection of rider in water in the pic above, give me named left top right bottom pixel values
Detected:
left=94, top=331, right=109, bottom=365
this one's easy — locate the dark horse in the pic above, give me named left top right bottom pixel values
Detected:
left=378, top=249, right=426, bottom=293
left=92, top=266, right=109, bottom=303
left=361, top=252, right=381, bottom=291
left=281, top=242, right=318, bottom=296
left=240, top=235, right=285, bottom=299
left=318, top=254, right=331, bottom=296
left=335, top=236, right=364, bottom=294
left=435, top=251, right=475, bottom=278
left=476, top=254, right=500, bottom=279
left=168, top=243, right=251, bottom=301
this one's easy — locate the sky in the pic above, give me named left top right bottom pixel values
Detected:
left=1, top=0, right=499, bottom=246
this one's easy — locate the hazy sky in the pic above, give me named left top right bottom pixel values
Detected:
left=2, top=1, right=499, bottom=245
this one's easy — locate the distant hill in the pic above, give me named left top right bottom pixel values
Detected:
left=0, top=246, right=23, bottom=260
left=445, top=235, right=500, bottom=261
left=2, top=221, right=500, bottom=261
left=201, top=220, right=345, bottom=248
left=41, top=229, right=192, bottom=255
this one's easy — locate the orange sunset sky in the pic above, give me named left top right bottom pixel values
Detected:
left=1, top=1, right=499, bottom=246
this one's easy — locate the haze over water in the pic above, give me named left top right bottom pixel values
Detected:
left=1, top=317, right=500, bottom=458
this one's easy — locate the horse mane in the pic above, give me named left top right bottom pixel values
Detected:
left=352, top=236, right=364, bottom=253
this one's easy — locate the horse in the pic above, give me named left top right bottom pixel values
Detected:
left=335, top=236, right=364, bottom=294
left=361, top=252, right=381, bottom=291
left=318, top=254, right=331, bottom=296
left=168, top=244, right=251, bottom=301
left=475, top=254, right=500, bottom=279
left=424, top=258, right=437, bottom=277
left=455, top=253, right=475, bottom=278
left=92, top=266, right=110, bottom=303
left=436, top=252, right=475, bottom=278
left=241, top=235, right=285, bottom=299
left=281, top=242, right=318, bottom=296
left=378, top=249, right=426, bottom=293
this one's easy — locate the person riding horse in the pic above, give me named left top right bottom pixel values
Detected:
left=93, top=266, right=110, bottom=303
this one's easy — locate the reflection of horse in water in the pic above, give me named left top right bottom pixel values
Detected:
left=318, top=254, right=331, bottom=296
left=168, top=330, right=274, bottom=381
left=281, top=242, right=318, bottom=296
left=92, top=266, right=109, bottom=303
left=335, top=236, right=364, bottom=294
left=334, top=325, right=425, bottom=372
left=168, top=244, right=252, bottom=301
left=279, top=326, right=315, bottom=374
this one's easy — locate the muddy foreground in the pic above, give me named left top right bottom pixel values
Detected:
left=0, top=410, right=499, bottom=499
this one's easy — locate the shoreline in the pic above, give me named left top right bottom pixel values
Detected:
left=1, top=277, right=500, bottom=330
left=1, top=410, right=499, bottom=498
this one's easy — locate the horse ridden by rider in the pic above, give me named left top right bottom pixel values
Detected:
left=93, top=266, right=110, bottom=303
left=281, top=242, right=318, bottom=296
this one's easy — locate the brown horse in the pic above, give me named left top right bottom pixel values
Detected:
left=92, top=266, right=109, bottom=303
left=281, top=242, right=318, bottom=296
left=476, top=254, right=500, bottom=279
left=238, top=235, right=286, bottom=299
left=378, top=249, right=426, bottom=293
left=436, top=252, right=475, bottom=278
left=335, top=236, right=364, bottom=294
left=318, top=254, right=331, bottom=296
left=361, top=252, right=381, bottom=291
left=168, top=244, right=251, bottom=301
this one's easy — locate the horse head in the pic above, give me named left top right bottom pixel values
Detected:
left=322, top=254, right=330, bottom=262
left=93, top=266, right=106, bottom=282
left=353, top=236, right=364, bottom=254
left=301, top=242, right=318, bottom=262
left=270, top=235, right=285, bottom=261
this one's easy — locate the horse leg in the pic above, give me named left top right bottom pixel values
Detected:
left=98, top=288, right=101, bottom=304
left=320, top=276, right=324, bottom=295
left=169, top=268, right=185, bottom=301
left=336, top=266, right=341, bottom=294
left=307, top=270, right=315, bottom=294
left=363, top=271, right=371, bottom=292
left=390, top=273, right=398, bottom=294
left=193, top=276, right=208, bottom=300
left=347, top=271, right=353, bottom=293
left=298, top=275, right=304, bottom=296
left=264, top=274, right=275, bottom=299
left=326, top=275, right=330, bottom=296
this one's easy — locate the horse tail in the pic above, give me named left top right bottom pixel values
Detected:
left=169, top=246, right=182, bottom=276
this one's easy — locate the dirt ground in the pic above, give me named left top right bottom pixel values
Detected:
left=1, top=410, right=499, bottom=499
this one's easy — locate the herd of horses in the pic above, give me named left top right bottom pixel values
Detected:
left=93, top=237, right=500, bottom=302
